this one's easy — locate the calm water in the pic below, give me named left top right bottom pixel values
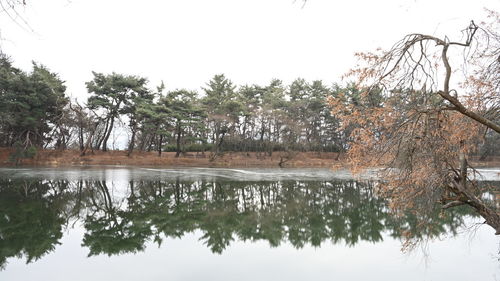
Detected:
left=0, top=167, right=499, bottom=281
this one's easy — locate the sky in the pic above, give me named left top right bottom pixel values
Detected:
left=0, top=0, right=498, bottom=102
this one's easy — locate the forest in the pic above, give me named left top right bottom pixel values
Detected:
left=0, top=53, right=498, bottom=163
left=0, top=53, right=351, bottom=160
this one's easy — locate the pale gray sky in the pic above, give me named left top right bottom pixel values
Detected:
left=0, top=0, right=498, bottom=101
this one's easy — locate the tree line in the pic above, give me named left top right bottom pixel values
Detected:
left=0, top=53, right=353, bottom=159
left=0, top=52, right=498, bottom=161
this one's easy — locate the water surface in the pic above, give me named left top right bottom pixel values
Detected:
left=0, top=167, right=498, bottom=281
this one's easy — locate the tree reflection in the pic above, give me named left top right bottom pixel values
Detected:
left=81, top=178, right=473, bottom=254
left=0, top=179, right=70, bottom=268
left=0, top=177, right=477, bottom=266
left=82, top=180, right=153, bottom=256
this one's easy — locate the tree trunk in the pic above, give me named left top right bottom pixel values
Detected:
left=127, top=128, right=136, bottom=157
left=81, top=121, right=99, bottom=156
left=175, top=121, right=182, bottom=158
left=449, top=179, right=500, bottom=235
left=158, top=134, right=163, bottom=157
left=147, top=133, right=156, bottom=152
left=445, top=152, right=500, bottom=235
left=95, top=118, right=109, bottom=150
left=79, top=126, right=84, bottom=152
left=102, top=116, right=115, bottom=152
left=210, top=128, right=226, bottom=161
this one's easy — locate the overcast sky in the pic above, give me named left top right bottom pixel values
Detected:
left=0, top=0, right=498, bottom=102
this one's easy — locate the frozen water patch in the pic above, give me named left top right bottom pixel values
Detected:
left=0, top=166, right=498, bottom=182
left=0, top=167, right=370, bottom=182
left=138, top=168, right=328, bottom=181
left=133, top=167, right=382, bottom=181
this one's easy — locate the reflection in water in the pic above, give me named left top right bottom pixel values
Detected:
left=0, top=177, right=476, bottom=268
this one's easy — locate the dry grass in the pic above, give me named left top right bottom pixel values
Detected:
left=1, top=148, right=497, bottom=168
left=0, top=148, right=345, bottom=168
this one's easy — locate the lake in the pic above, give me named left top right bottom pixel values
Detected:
left=0, top=167, right=499, bottom=281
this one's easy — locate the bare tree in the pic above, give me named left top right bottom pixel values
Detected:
left=329, top=11, right=500, bottom=243
left=0, top=1, right=29, bottom=31
left=69, top=101, right=100, bottom=156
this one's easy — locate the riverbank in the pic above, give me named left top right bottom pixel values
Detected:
left=1, top=148, right=498, bottom=168
left=0, top=148, right=344, bottom=168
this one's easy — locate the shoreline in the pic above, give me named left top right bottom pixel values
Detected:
left=1, top=148, right=498, bottom=168
left=0, top=148, right=344, bottom=168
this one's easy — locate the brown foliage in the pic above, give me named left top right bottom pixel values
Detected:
left=329, top=11, right=500, bottom=243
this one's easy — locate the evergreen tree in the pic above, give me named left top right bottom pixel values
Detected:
left=0, top=55, right=68, bottom=149
left=86, top=72, right=148, bottom=151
